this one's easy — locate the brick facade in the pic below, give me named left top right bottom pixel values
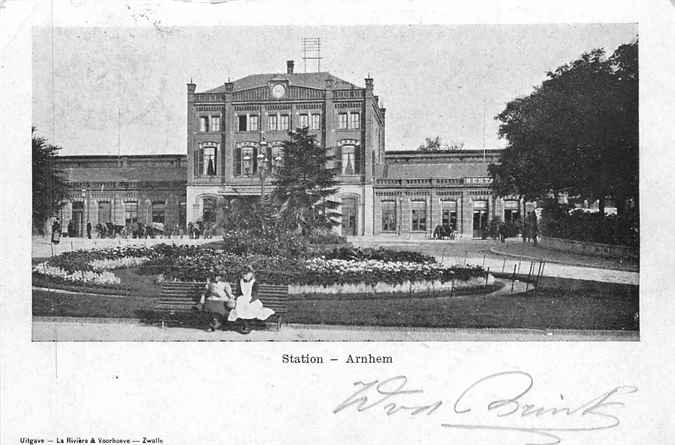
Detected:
left=54, top=155, right=187, bottom=236
left=186, top=61, right=386, bottom=236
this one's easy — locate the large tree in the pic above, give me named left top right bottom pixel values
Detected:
left=271, top=127, right=340, bottom=234
left=489, top=40, right=638, bottom=217
left=32, top=127, right=68, bottom=234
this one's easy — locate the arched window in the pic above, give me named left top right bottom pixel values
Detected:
left=234, top=143, right=258, bottom=176
left=341, top=145, right=362, bottom=175
left=196, top=143, right=218, bottom=176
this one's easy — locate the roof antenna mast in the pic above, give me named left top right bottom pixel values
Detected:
left=302, top=37, right=322, bottom=72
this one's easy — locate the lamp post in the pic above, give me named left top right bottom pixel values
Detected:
left=81, top=188, right=87, bottom=238
left=256, top=137, right=282, bottom=202
left=257, top=138, right=268, bottom=201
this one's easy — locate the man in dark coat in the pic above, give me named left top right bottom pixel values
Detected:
left=51, top=219, right=61, bottom=244
left=86, top=222, right=92, bottom=239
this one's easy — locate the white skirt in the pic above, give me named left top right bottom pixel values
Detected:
left=227, top=296, right=275, bottom=321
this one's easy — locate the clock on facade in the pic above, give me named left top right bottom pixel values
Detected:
left=271, top=84, right=286, bottom=99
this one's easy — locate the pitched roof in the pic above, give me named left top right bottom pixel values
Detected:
left=61, top=167, right=186, bottom=183
left=385, top=162, right=491, bottom=179
left=203, top=72, right=360, bottom=93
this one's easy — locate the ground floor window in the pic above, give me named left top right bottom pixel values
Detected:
left=152, top=201, right=166, bottom=224
left=503, top=200, right=521, bottom=224
left=411, top=200, right=427, bottom=231
left=124, top=201, right=138, bottom=225
left=341, top=197, right=358, bottom=236
left=98, top=201, right=112, bottom=223
left=472, top=200, right=488, bottom=238
left=202, top=197, right=217, bottom=224
left=381, top=200, right=396, bottom=232
left=178, top=202, right=186, bottom=228
left=441, top=200, right=458, bottom=230
left=71, top=201, right=84, bottom=236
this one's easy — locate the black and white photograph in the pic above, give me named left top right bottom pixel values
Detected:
left=30, top=23, right=639, bottom=341
left=3, top=1, right=675, bottom=444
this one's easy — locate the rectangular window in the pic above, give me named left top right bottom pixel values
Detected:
left=124, top=201, right=138, bottom=226
left=441, top=201, right=458, bottom=230
left=211, top=115, right=220, bottom=132
left=269, top=114, right=278, bottom=131
left=338, top=113, right=348, bottom=129
left=299, top=114, right=309, bottom=128
left=411, top=201, right=427, bottom=231
left=279, top=114, right=289, bottom=130
left=98, top=201, right=112, bottom=224
left=199, top=116, right=209, bottom=132
left=311, top=113, right=321, bottom=130
left=238, top=115, right=247, bottom=132
left=381, top=201, right=396, bottom=232
left=504, top=201, right=521, bottom=225
left=202, top=198, right=217, bottom=224
left=249, top=115, right=258, bottom=131
left=241, top=147, right=255, bottom=176
left=151, top=201, right=166, bottom=224
left=349, top=112, right=360, bottom=129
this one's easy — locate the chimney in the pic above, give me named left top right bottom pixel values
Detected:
left=286, top=60, right=294, bottom=74
left=365, top=76, right=374, bottom=90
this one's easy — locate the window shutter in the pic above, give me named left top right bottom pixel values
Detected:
left=197, top=148, right=204, bottom=176
left=335, top=146, right=342, bottom=173
left=213, top=146, right=218, bottom=175
left=234, top=147, right=241, bottom=176
left=193, top=148, right=199, bottom=177
left=252, top=147, right=258, bottom=174
left=354, top=146, right=361, bottom=174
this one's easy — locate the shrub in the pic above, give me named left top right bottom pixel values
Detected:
left=321, top=246, right=435, bottom=263
left=541, top=205, right=638, bottom=247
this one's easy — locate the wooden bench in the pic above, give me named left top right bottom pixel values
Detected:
left=155, top=281, right=289, bottom=330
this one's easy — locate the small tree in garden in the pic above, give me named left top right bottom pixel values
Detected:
left=32, top=127, right=68, bottom=234
left=271, top=127, right=340, bottom=235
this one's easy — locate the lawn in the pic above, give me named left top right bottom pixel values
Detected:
left=33, top=280, right=638, bottom=331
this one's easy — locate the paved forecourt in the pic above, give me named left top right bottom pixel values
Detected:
left=32, top=317, right=638, bottom=342
left=350, top=238, right=638, bottom=285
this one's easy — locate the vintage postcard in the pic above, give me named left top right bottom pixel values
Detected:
left=1, top=0, right=674, bottom=444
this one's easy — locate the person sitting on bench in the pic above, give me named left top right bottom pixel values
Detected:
left=198, top=273, right=235, bottom=332
left=227, top=266, right=275, bottom=334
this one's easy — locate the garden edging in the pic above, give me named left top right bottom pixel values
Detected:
left=539, top=236, right=637, bottom=260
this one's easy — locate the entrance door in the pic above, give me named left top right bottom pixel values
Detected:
left=341, top=197, right=358, bottom=236
left=472, top=200, right=488, bottom=238
left=72, top=211, right=84, bottom=236
left=98, top=201, right=112, bottom=224
left=72, top=201, right=84, bottom=237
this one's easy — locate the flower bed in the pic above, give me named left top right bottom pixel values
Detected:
left=33, top=262, right=122, bottom=285
left=290, top=276, right=495, bottom=297
left=33, top=243, right=489, bottom=291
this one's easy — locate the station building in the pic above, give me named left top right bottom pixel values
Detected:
left=53, top=155, right=186, bottom=237
left=53, top=61, right=530, bottom=239
left=376, top=150, right=529, bottom=239
left=186, top=60, right=385, bottom=236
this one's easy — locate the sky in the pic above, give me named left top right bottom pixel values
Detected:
left=32, top=24, right=637, bottom=155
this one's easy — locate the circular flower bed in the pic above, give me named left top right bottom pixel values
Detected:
left=33, top=243, right=491, bottom=295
